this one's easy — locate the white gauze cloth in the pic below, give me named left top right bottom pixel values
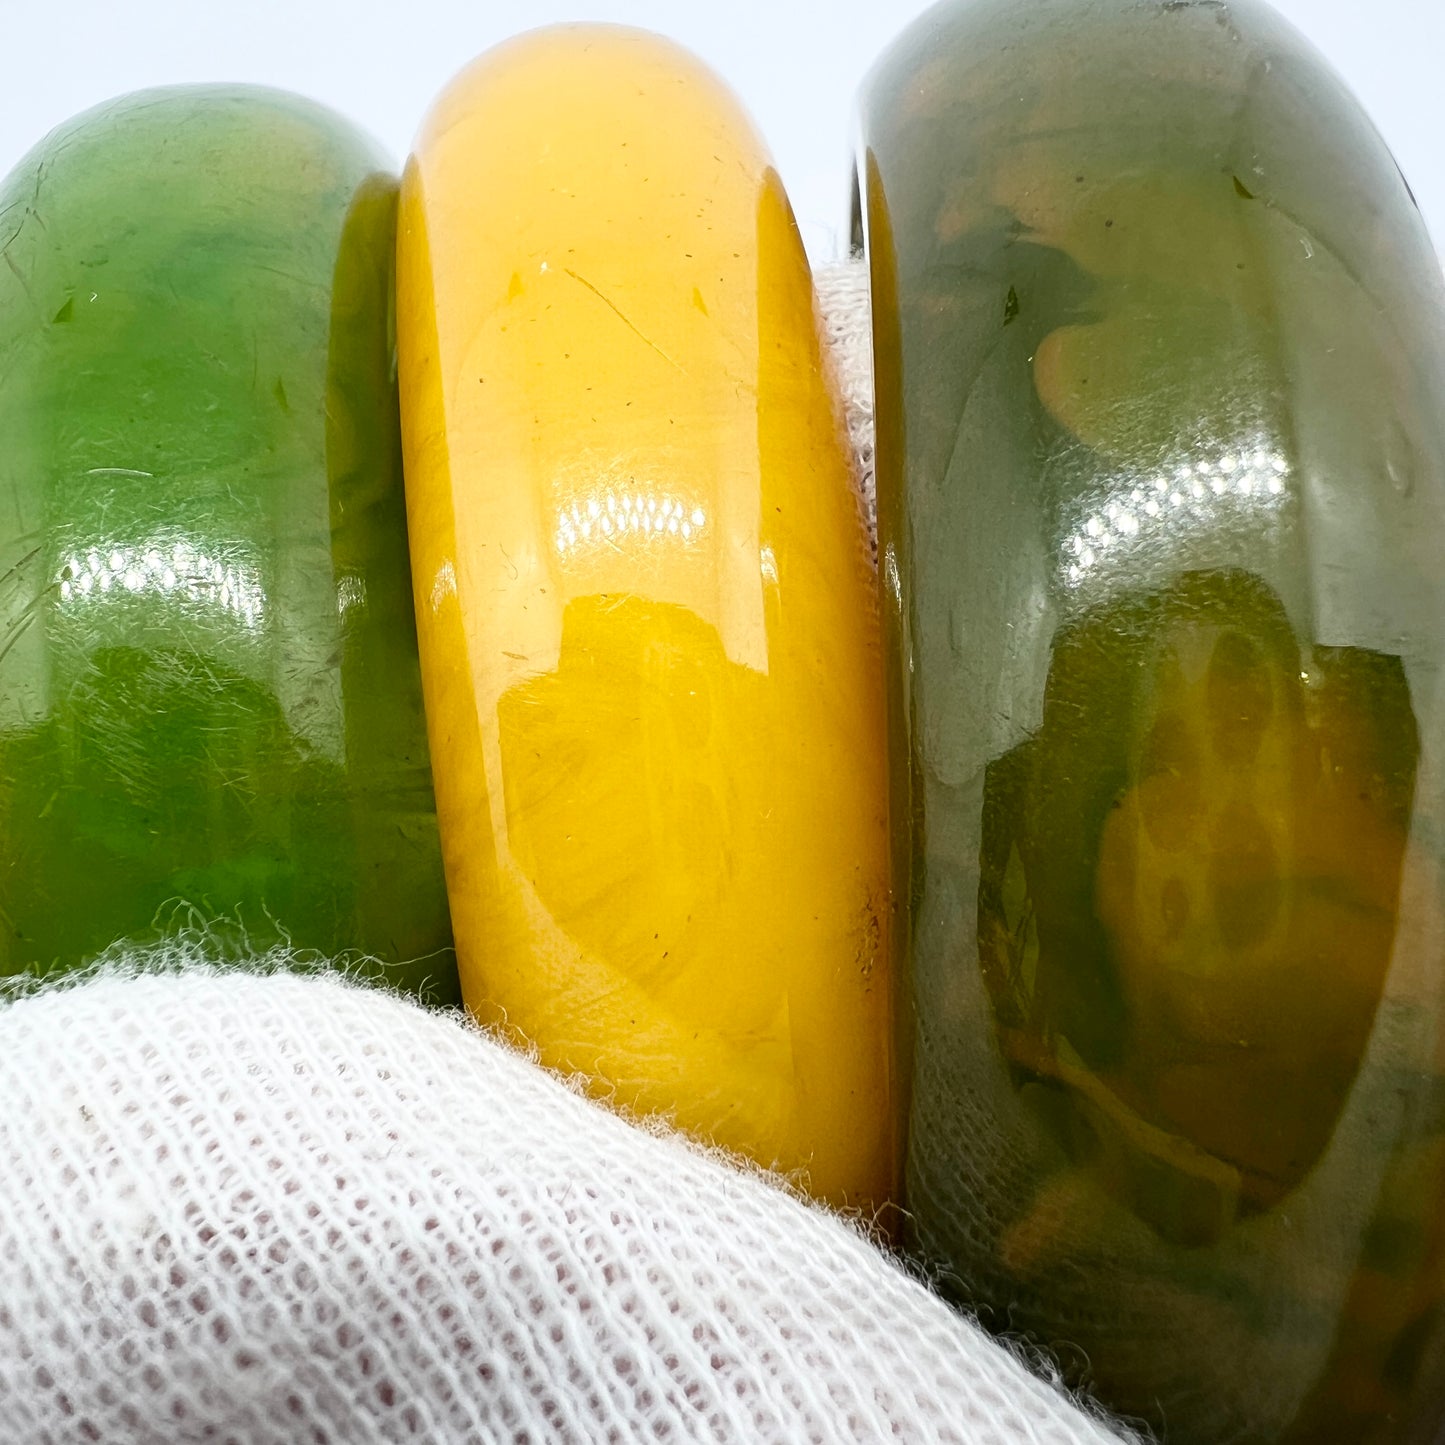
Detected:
left=0, top=262, right=1133, bottom=1444
left=0, top=962, right=1130, bottom=1444
left=814, top=258, right=878, bottom=560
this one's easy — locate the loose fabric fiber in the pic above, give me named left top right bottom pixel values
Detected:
left=815, top=257, right=878, bottom=561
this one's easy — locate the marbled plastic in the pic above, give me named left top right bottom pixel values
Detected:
left=858, top=0, right=1445, bottom=1436
left=0, top=87, right=457, bottom=1000
left=399, top=28, right=894, bottom=1206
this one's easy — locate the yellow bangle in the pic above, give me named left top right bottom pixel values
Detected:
left=398, top=23, right=894, bottom=1209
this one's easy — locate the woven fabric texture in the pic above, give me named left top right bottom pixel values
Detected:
left=0, top=962, right=1130, bottom=1444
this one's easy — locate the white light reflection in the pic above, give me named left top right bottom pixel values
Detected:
left=336, top=571, right=367, bottom=620
left=55, top=535, right=266, bottom=628
left=1061, top=445, right=1291, bottom=590
left=431, top=558, right=457, bottom=612
left=882, top=545, right=902, bottom=611
left=554, top=487, right=707, bottom=558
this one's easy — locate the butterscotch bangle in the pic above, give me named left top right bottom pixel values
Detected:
left=398, top=24, right=895, bottom=1210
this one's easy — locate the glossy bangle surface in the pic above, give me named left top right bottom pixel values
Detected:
left=859, top=0, right=1445, bottom=1435
left=0, top=87, right=457, bottom=999
left=399, top=25, right=893, bottom=1206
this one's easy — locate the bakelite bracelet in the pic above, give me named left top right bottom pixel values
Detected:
left=858, top=0, right=1445, bottom=1438
left=0, top=87, right=457, bottom=1004
left=397, top=26, right=893, bottom=1211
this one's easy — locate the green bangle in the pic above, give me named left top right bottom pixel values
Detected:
left=0, top=85, right=457, bottom=1003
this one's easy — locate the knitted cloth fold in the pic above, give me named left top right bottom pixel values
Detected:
left=0, top=962, right=1128, bottom=1444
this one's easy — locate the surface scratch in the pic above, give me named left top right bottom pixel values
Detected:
left=562, top=268, right=684, bottom=372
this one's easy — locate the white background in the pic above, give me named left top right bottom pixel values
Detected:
left=0, top=0, right=1438, bottom=262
